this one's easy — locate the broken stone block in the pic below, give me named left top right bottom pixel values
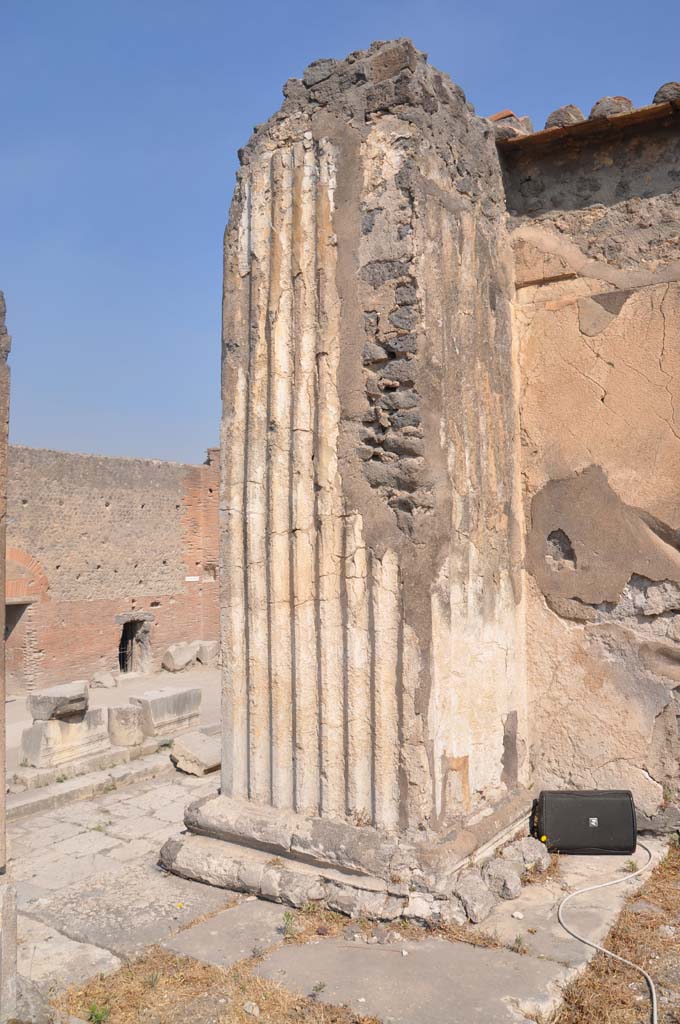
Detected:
left=402, top=893, right=435, bottom=921
left=636, top=804, right=680, bottom=835
left=589, top=95, right=633, bottom=119
left=170, top=731, right=221, bottom=775
left=439, top=896, right=467, bottom=926
left=20, top=708, right=110, bottom=769
left=108, top=705, right=144, bottom=747
left=27, top=681, right=88, bottom=722
left=196, top=640, right=219, bottom=666
left=482, top=858, right=522, bottom=899
left=130, top=687, right=201, bottom=737
left=451, top=869, right=496, bottom=923
left=653, top=82, right=680, bottom=104
left=91, top=670, right=118, bottom=689
left=162, top=641, right=200, bottom=672
left=501, top=836, right=551, bottom=872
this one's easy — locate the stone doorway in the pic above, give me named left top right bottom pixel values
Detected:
left=117, top=617, right=152, bottom=674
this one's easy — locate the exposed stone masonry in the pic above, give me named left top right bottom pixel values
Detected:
left=358, top=167, right=433, bottom=536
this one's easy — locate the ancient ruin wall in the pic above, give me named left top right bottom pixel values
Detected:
left=6, top=445, right=219, bottom=689
left=220, top=40, right=528, bottom=836
left=502, top=112, right=680, bottom=816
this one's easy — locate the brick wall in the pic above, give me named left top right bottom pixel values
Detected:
left=5, top=445, right=219, bottom=691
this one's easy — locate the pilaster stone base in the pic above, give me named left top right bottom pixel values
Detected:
left=160, top=792, right=531, bottom=924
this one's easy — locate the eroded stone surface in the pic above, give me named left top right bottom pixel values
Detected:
left=217, top=36, right=527, bottom=882
left=162, top=642, right=200, bottom=673
left=164, top=901, right=285, bottom=967
left=21, top=709, right=110, bottom=769
left=544, top=104, right=584, bottom=129
left=108, top=705, right=144, bottom=747
left=131, top=687, right=201, bottom=737
left=27, top=682, right=88, bottom=722
left=170, top=732, right=220, bottom=775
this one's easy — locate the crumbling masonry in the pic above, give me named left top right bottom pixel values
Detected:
left=162, top=40, right=680, bottom=920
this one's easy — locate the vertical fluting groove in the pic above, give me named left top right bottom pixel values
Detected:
left=340, top=514, right=350, bottom=816
left=315, top=140, right=345, bottom=819
left=224, top=178, right=252, bottom=799
left=265, top=158, right=274, bottom=806
left=313, top=143, right=323, bottom=816
left=291, top=141, right=320, bottom=815
left=395, top=573, right=407, bottom=829
left=268, top=149, right=295, bottom=809
left=344, top=511, right=372, bottom=820
left=245, top=158, right=272, bottom=802
left=221, top=365, right=248, bottom=797
left=371, top=551, right=401, bottom=829
left=367, top=551, right=376, bottom=826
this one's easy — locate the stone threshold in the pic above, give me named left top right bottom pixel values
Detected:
left=7, top=751, right=174, bottom=822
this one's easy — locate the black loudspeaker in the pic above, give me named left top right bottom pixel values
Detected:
left=534, top=790, right=637, bottom=854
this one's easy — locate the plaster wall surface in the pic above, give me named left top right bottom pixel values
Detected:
left=505, top=114, right=680, bottom=816
left=5, top=445, right=219, bottom=690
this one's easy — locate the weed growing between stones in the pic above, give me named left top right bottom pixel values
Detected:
left=553, top=840, right=680, bottom=1023
left=53, top=947, right=380, bottom=1024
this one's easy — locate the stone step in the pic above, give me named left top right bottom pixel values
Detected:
left=7, top=751, right=174, bottom=821
left=160, top=831, right=465, bottom=925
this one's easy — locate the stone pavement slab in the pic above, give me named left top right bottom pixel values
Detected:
left=256, top=936, right=564, bottom=1023
left=164, top=899, right=285, bottom=967
left=17, top=917, right=120, bottom=995
left=22, top=861, right=235, bottom=955
left=476, top=839, right=667, bottom=970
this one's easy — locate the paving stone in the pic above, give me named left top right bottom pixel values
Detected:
left=50, top=830, right=122, bottom=859
left=478, top=841, right=667, bottom=969
left=17, top=851, right=127, bottom=892
left=105, top=814, right=165, bottom=840
left=256, top=937, right=564, bottom=1023
left=125, top=783, right=189, bottom=811
left=164, top=900, right=285, bottom=967
left=51, top=805, right=115, bottom=829
left=9, top=818, right=86, bottom=854
left=17, top=916, right=120, bottom=992
left=152, top=799, right=191, bottom=824
left=23, top=862, right=234, bottom=955
left=107, top=838, right=157, bottom=863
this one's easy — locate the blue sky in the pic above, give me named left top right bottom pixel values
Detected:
left=3, top=0, right=679, bottom=462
